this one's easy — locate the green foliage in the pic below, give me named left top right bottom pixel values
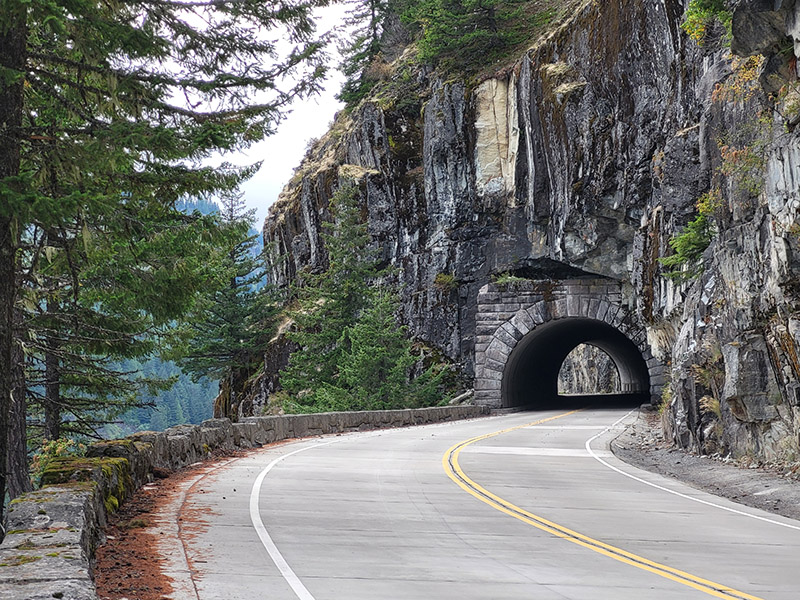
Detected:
left=288, top=288, right=441, bottom=411
left=0, top=0, right=328, bottom=512
left=434, top=272, right=458, bottom=292
left=281, top=183, right=377, bottom=399
left=338, top=65, right=389, bottom=107
left=408, top=0, right=523, bottom=64
left=659, top=214, right=714, bottom=282
left=493, top=272, right=529, bottom=285
left=173, top=192, right=277, bottom=385
left=659, top=191, right=723, bottom=282
left=337, top=0, right=391, bottom=106
left=20, top=198, right=226, bottom=440
left=681, top=0, right=732, bottom=46
left=280, top=182, right=445, bottom=412
left=30, top=438, right=86, bottom=488
left=3, top=0, right=328, bottom=229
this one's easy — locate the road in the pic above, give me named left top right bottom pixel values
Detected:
left=153, top=407, right=800, bottom=600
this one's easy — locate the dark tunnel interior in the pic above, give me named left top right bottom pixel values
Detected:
left=501, top=317, right=651, bottom=409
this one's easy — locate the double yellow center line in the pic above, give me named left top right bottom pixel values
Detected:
left=442, top=410, right=765, bottom=600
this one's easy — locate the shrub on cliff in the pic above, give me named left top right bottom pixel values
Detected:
left=659, top=191, right=720, bottom=281
left=681, top=0, right=732, bottom=47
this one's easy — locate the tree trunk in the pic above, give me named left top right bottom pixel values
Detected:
left=0, top=219, right=15, bottom=527
left=0, top=4, right=29, bottom=528
left=42, top=216, right=62, bottom=442
left=44, top=326, right=61, bottom=440
left=7, top=309, right=31, bottom=499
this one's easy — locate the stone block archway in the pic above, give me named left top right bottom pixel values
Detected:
left=474, top=279, right=665, bottom=409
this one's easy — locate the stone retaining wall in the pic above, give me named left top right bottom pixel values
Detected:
left=0, top=405, right=487, bottom=600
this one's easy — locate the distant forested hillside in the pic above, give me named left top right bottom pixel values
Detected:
left=104, top=358, right=218, bottom=438
left=179, top=196, right=265, bottom=259
left=175, top=197, right=219, bottom=216
left=104, top=197, right=227, bottom=437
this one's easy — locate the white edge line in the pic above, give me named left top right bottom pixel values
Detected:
left=584, top=410, right=800, bottom=532
left=249, top=440, right=340, bottom=600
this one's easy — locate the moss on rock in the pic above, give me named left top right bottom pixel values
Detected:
left=39, top=456, right=132, bottom=516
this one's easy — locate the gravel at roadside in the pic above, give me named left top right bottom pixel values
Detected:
left=611, top=408, right=800, bottom=522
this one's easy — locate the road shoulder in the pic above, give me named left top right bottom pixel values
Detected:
left=611, top=408, right=800, bottom=522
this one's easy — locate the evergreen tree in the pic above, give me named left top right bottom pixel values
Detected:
left=0, top=0, right=27, bottom=514
left=0, top=0, right=326, bottom=515
left=403, top=0, right=530, bottom=65
left=280, top=183, right=376, bottom=407
left=21, top=205, right=222, bottom=441
left=332, top=287, right=425, bottom=409
left=337, top=0, right=391, bottom=105
left=174, top=192, right=277, bottom=418
left=280, top=182, right=444, bottom=412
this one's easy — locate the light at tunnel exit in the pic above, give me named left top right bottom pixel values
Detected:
left=502, top=318, right=650, bottom=408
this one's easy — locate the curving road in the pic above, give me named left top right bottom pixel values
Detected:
left=154, top=408, right=800, bottom=600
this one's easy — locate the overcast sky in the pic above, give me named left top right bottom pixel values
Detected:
left=239, top=72, right=344, bottom=227
left=222, top=6, right=348, bottom=229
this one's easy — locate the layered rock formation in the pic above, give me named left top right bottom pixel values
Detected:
left=259, top=0, right=800, bottom=463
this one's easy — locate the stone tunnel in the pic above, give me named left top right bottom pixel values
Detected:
left=474, top=278, right=665, bottom=409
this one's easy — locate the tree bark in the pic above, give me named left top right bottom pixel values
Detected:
left=44, top=322, right=61, bottom=440
left=0, top=219, right=15, bottom=529
left=7, top=308, right=31, bottom=499
left=0, top=3, right=29, bottom=528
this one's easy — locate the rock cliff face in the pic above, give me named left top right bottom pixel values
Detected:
left=261, top=0, right=800, bottom=464
left=558, top=344, right=621, bottom=394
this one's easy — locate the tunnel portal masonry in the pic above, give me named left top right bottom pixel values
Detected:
left=474, top=278, right=665, bottom=409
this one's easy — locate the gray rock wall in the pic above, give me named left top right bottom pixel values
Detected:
left=264, top=0, right=697, bottom=380
left=0, top=405, right=487, bottom=600
left=658, top=0, right=800, bottom=461
left=262, top=0, right=800, bottom=463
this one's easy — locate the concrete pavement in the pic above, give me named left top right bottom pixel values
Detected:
left=153, top=408, right=800, bottom=599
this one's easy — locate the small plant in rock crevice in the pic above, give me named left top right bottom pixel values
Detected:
left=658, top=364, right=673, bottom=415
left=692, top=343, right=725, bottom=402
left=712, top=55, right=765, bottom=105
left=718, top=140, right=769, bottom=197
left=712, top=56, right=773, bottom=198
left=493, top=272, right=529, bottom=286
left=659, top=190, right=722, bottom=282
left=699, top=394, right=722, bottom=419
left=772, top=79, right=800, bottom=131
left=433, top=272, right=458, bottom=292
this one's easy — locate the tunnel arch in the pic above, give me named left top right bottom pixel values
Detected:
left=474, top=281, right=665, bottom=409
left=502, top=318, right=650, bottom=407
